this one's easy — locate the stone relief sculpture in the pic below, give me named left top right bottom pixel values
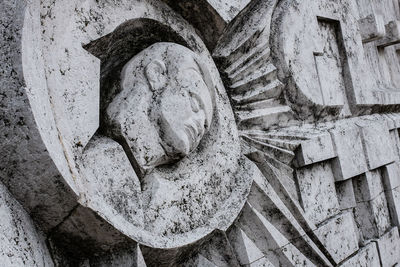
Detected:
left=1, top=0, right=400, bottom=266
left=105, top=43, right=215, bottom=173
left=79, top=41, right=253, bottom=254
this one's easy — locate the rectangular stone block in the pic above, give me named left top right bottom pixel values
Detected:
left=382, top=162, right=400, bottom=191
left=354, top=192, right=392, bottom=241
left=335, top=178, right=356, bottom=210
left=295, top=162, right=340, bottom=225
left=315, top=212, right=359, bottom=264
left=357, top=121, right=395, bottom=170
left=375, top=227, right=400, bottom=267
left=385, top=186, right=400, bottom=227
left=353, top=170, right=385, bottom=202
left=384, top=114, right=398, bottom=130
left=341, top=242, right=380, bottom=267
left=330, top=126, right=368, bottom=181
left=314, top=53, right=346, bottom=106
left=295, top=133, right=336, bottom=167
left=358, top=13, right=386, bottom=43
left=389, top=129, right=400, bottom=160
left=376, top=20, right=400, bottom=48
left=386, top=113, right=400, bottom=130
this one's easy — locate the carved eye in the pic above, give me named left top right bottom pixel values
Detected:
left=190, top=93, right=201, bottom=113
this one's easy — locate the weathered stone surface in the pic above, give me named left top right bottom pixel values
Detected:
left=385, top=186, right=400, bottom=228
left=341, top=241, right=380, bottom=267
left=245, top=257, right=274, bottom=267
left=85, top=245, right=146, bottom=267
left=375, top=227, right=400, bottom=267
left=0, top=182, right=53, bottom=266
left=357, top=121, right=395, bottom=170
left=2, top=0, right=400, bottom=266
left=336, top=179, right=357, bottom=211
left=389, top=129, right=400, bottom=160
left=295, top=133, right=336, bottom=167
left=271, top=0, right=378, bottom=117
left=353, top=170, right=385, bottom=202
left=354, top=191, right=392, bottom=241
left=79, top=40, right=254, bottom=250
left=227, top=226, right=264, bottom=265
left=330, top=126, right=368, bottom=181
left=357, top=0, right=400, bottom=97
left=358, top=13, right=386, bottom=43
left=295, top=162, right=340, bottom=225
left=315, top=212, right=359, bottom=264
left=0, top=0, right=79, bottom=233
left=382, top=163, right=400, bottom=191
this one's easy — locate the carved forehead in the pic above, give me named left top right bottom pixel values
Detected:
left=118, top=42, right=216, bottom=108
left=121, top=42, right=200, bottom=79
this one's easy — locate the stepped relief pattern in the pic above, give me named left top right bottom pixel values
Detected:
left=233, top=114, right=400, bottom=267
left=213, top=0, right=295, bottom=132
left=2, top=0, right=400, bottom=266
left=225, top=44, right=294, bottom=131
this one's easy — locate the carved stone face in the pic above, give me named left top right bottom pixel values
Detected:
left=155, top=57, right=213, bottom=157
left=106, top=43, right=214, bottom=171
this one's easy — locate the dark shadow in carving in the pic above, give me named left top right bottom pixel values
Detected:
left=83, top=19, right=192, bottom=180
left=160, top=0, right=226, bottom=51
left=83, top=18, right=190, bottom=120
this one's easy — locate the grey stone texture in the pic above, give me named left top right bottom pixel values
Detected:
left=1, top=0, right=400, bottom=266
left=0, top=182, right=53, bottom=266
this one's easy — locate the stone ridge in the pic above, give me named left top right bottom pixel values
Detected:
left=1, top=0, right=400, bottom=266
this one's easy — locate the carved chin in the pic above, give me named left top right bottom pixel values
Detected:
left=170, top=131, right=192, bottom=157
left=160, top=124, right=191, bottom=159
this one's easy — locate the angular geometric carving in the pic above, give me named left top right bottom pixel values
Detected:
left=382, top=163, right=400, bottom=227
left=375, top=227, right=400, bottom=267
left=315, top=212, right=359, bottom=264
left=296, top=162, right=341, bottom=225
left=272, top=0, right=359, bottom=117
left=4, top=0, right=400, bottom=266
left=336, top=179, right=357, bottom=211
left=356, top=121, right=396, bottom=170
left=160, top=0, right=251, bottom=50
left=214, top=0, right=294, bottom=131
left=330, top=126, right=368, bottom=181
left=313, top=18, right=347, bottom=107
left=340, top=242, right=380, bottom=267
left=376, top=20, right=400, bottom=48
left=358, top=13, right=386, bottom=43
left=227, top=226, right=265, bottom=266
left=357, top=0, right=400, bottom=94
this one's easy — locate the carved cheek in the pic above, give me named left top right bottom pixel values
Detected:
left=191, top=109, right=206, bottom=147
left=159, top=94, right=193, bottom=155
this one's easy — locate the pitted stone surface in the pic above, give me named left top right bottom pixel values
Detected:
left=357, top=121, right=395, bottom=170
left=296, top=162, right=340, bottom=225
left=1, top=0, right=400, bottom=266
left=375, top=227, right=400, bottom=267
left=330, top=126, right=368, bottom=181
left=341, top=242, right=380, bottom=267
left=0, top=182, right=53, bottom=267
left=315, top=212, right=359, bottom=264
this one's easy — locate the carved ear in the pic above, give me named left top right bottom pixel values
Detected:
left=145, top=60, right=167, bottom=91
